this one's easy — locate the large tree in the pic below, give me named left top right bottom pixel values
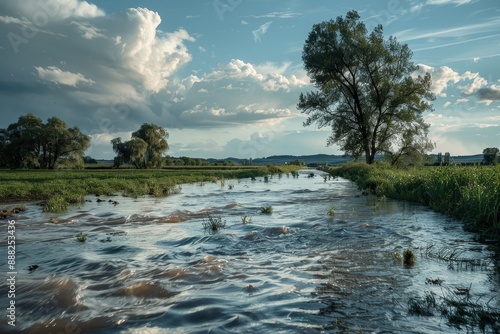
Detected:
left=111, top=123, right=169, bottom=169
left=2, top=113, right=90, bottom=169
left=298, top=11, right=435, bottom=164
left=132, top=123, right=169, bottom=168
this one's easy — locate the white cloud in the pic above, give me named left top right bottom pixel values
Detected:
left=426, top=0, right=474, bottom=5
left=253, top=21, right=272, bottom=42
left=71, top=21, right=105, bottom=39
left=35, top=66, right=95, bottom=86
left=416, top=64, right=487, bottom=97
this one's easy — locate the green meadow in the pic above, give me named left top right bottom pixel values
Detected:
left=329, top=163, right=500, bottom=239
left=0, top=165, right=299, bottom=213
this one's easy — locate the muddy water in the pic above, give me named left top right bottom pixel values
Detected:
left=1, top=170, right=498, bottom=333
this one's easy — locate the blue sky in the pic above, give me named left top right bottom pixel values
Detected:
left=1, top=0, right=499, bottom=159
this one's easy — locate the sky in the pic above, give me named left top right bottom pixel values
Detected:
left=0, top=0, right=499, bottom=159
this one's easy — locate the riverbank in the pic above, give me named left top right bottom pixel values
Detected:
left=0, top=165, right=300, bottom=212
left=328, top=162, right=500, bottom=240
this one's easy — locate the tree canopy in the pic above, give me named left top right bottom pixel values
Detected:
left=0, top=113, right=90, bottom=169
left=298, top=10, right=435, bottom=164
left=111, top=123, right=169, bottom=169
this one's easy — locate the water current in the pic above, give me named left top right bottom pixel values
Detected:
left=1, top=169, right=498, bottom=333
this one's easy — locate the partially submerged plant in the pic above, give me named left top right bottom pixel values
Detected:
left=261, top=206, right=273, bottom=214
left=327, top=205, right=335, bottom=218
left=202, top=215, right=226, bottom=232
left=403, top=248, right=416, bottom=266
left=408, top=286, right=500, bottom=331
left=76, top=232, right=88, bottom=242
left=241, top=215, right=252, bottom=224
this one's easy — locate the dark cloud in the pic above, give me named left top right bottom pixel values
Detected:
left=476, top=87, right=500, bottom=101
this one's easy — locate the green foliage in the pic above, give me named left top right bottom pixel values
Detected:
left=299, top=11, right=434, bottom=164
left=112, top=123, right=169, bottom=169
left=202, top=215, right=226, bottom=232
left=43, top=195, right=69, bottom=212
left=132, top=123, right=169, bottom=168
left=0, top=167, right=287, bottom=212
left=261, top=206, right=273, bottom=214
left=2, top=113, right=90, bottom=169
left=482, top=147, right=499, bottom=165
left=327, top=205, right=335, bottom=218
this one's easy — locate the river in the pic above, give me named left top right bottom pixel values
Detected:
left=1, top=169, right=498, bottom=333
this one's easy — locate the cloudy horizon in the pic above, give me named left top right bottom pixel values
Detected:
left=1, top=0, right=499, bottom=159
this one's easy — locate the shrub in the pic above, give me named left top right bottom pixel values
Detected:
left=202, top=215, right=226, bottom=232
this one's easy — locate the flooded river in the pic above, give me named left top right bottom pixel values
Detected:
left=1, top=169, right=498, bottom=333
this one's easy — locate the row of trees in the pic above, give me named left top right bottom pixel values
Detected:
left=0, top=114, right=90, bottom=169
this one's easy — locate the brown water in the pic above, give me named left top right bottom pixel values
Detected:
left=1, top=170, right=498, bottom=333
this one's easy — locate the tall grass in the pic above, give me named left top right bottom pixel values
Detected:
left=330, top=163, right=500, bottom=238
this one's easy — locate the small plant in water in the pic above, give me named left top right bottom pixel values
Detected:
left=392, top=251, right=402, bottom=262
left=241, top=215, right=252, bottom=224
left=327, top=205, right=335, bottom=218
left=261, top=206, right=273, bottom=214
left=202, top=215, right=226, bottom=232
left=76, top=232, right=88, bottom=242
left=403, top=248, right=416, bottom=266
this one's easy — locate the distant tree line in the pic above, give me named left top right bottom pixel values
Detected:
left=0, top=113, right=90, bottom=169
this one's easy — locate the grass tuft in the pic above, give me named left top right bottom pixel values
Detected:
left=202, top=215, right=226, bottom=232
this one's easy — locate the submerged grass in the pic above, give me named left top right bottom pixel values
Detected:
left=329, top=163, right=500, bottom=239
left=408, top=287, right=500, bottom=331
left=0, top=165, right=299, bottom=212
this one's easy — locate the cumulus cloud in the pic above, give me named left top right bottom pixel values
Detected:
left=157, top=59, right=308, bottom=128
left=415, top=64, right=487, bottom=97
left=0, top=2, right=313, bottom=159
left=253, top=21, right=272, bottom=42
left=0, top=1, right=195, bottom=134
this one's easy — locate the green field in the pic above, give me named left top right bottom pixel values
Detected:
left=329, top=163, right=500, bottom=239
left=0, top=165, right=299, bottom=212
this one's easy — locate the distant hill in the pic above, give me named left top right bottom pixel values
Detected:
left=94, top=153, right=485, bottom=167
left=206, top=154, right=352, bottom=166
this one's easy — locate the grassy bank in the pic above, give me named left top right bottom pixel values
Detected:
left=0, top=165, right=299, bottom=212
left=329, top=163, right=500, bottom=239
